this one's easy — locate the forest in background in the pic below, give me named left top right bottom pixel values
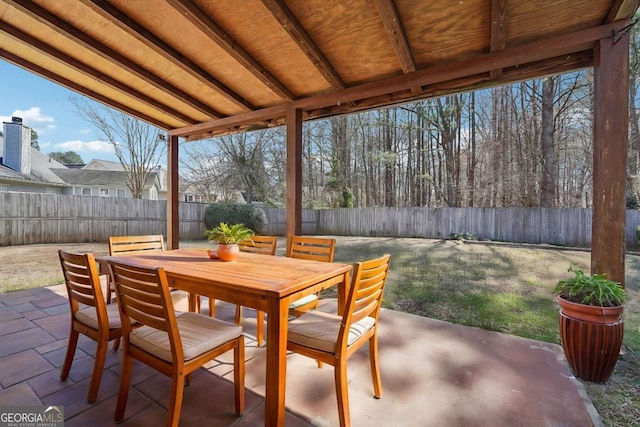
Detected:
left=179, top=22, right=640, bottom=211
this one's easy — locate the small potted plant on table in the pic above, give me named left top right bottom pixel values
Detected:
left=553, top=266, right=625, bottom=382
left=204, top=222, right=254, bottom=262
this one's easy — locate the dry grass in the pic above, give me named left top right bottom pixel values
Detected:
left=1, top=237, right=638, bottom=425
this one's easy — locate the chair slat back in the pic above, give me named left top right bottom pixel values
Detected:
left=337, top=254, right=391, bottom=350
left=286, top=236, right=336, bottom=262
left=110, top=261, right=182, bottom=360
left=109, top=235, right=165, bottom=256
left=58, top=250, right=108, bottom=324
left=238, top=235, right=277, bottom=255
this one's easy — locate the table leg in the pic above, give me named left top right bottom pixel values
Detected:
left=265, top=297, right=290, bottom=426
left=337, top=271, right=350, bottom=316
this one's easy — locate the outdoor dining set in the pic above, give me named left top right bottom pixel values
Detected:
left=57, top=234, right=391, bottom=427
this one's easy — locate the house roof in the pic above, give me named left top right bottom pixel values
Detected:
left=82, top=159, right=125, bottom=171
left=0, top=147, right=68, bottom=187
left=1, top=0, right=637, bottom=141
left=50, top=169, right=159, bottom=188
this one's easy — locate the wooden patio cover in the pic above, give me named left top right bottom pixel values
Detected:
left=0, top=0, right=638, bottom=285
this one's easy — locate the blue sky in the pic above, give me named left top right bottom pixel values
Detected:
left=0, top=59, right=119, bottom=164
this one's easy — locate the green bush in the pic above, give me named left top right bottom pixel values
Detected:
left=449, top=232, right=477, bottom=241
left=204, top=203, right=268, bottom=234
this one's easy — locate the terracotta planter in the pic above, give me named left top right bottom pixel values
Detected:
left=557, top=296, right=624, bottom=383
left=215, top=244, right=239, bottom=262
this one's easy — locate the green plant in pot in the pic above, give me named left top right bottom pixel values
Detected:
left=553, top=266, right=625, bottom=383
left=204, top=222, right=254, bottom=261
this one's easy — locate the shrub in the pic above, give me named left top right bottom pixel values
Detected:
left=449, top=232, right=477, bottom=241
left=204, top=203, right=268, bottom=234
left=636, top=225, right=640, bottom=244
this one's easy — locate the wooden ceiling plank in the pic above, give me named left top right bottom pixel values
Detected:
left=79, top=0, right=255, bottom=112
left=489, top=0, right=507, bottom=79
left=374, top=0, right=416, bottom=74
left=0, top=47, right=174, bottom=129
left=5, top=0, right=224, bottom=119
left=293, top=20, right=627, bottom=111
left=166, top=0, right=296, bottom=101
left=607, top=0, right=640, bottom=22
left=171, top=19, right=627, bottom=139
left=260, top=0, right=346, bottom=89
left=0, top=20, right=197, bottom=125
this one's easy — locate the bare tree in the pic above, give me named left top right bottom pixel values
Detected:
left=71, top=97, right=166, bottom=199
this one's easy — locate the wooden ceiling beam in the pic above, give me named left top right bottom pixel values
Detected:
left=79, top=0, right=255, bottom=112
left=171, top=19, right=626, bottom=140
left=166, top=0, right=296, bottom=101
left=171, top=104, right=289, bottom=138
left=489, top=0, right=507, bottom=79
left=375, top=0, right=416, bottom=74
left=0, top=21, right=196, bottom=126
left=5, top=0, right=224, bottom=119
left=260, top=0, right=346, bottom=90
left=0, top=47, right=174, bottom=130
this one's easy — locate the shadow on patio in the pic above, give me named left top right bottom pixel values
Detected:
left=0, top=285, right=598, bottom=426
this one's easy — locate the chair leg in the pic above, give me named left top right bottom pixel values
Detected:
left=369, top=335, right=382, bottom=398
left=112, top=337, right=120, bottom=352
left=234, top=305, right=242, bottom=324
left=60, top=328, right=79, bottom=380
left=87, top=337, right=109, bottom=403
left=334, top=359, right=350, bottom=427
left=208, top=298, right=216, bottom=317
left=256, top=311, right=264, bottom=347
left=234, top=337, right=245, bottom=415
left=114, top=354, right=133, bottom=422
left=167, top=374, right=186, bottom=427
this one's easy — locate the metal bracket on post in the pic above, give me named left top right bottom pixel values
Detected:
left=612, top=18, right=638, bottom=45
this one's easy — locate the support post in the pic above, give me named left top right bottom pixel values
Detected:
left=167, top=134, right=180, bottom=249
left=592, top=26, right=630, bottom=286
left=286, top=108, right=303, bottom=238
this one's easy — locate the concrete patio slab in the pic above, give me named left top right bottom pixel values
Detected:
left=0, top=286, right=599, bottom=427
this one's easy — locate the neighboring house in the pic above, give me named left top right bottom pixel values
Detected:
left=83, top=159, right=168, bottom=200
left=0, top=118, right=163, bottom=199
left=0, top=147, right=68, bottom=194
left=50, top=168, right=161, bottom=199
left=0, top=118, right=213, bottom=201
left=0, top=118, right=68, bottom=194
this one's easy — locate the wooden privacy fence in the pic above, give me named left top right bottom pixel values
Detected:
left=267, top=207, right=640, bottom=248
left=2, top=193, right=640, bottom=247
left=0, top=193, right=203, bottom=246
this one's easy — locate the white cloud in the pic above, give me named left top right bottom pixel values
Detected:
left=11, top=107, right=54, bottom=131
left=55, top=139, right=115, bottom=153
left=78, top=128, right=91, bottom=135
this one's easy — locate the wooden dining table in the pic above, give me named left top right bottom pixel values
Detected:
left=98, top=248, right=352, bottom=426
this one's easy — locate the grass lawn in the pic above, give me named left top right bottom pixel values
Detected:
left=1, top=236, right=638, bottom=426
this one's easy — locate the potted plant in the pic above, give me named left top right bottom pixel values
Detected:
left=204, top=222, right=254, bottom=261
left=553, top=266, right=625, bottom=382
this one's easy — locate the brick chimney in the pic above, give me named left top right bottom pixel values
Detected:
left=2, top=117, right=31, bottom=174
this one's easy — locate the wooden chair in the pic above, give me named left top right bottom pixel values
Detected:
left=286, top=236, right=336, bottom=316
left=58, top=250, right=124, bottom=403
left=106, top=235, right=165, bottom=303
left=206, top=235, right=278, bottom=348
left=109, top=260, right=245, bottom=427
left=287, top=254, right=391, bottom=427
left=107, top=235, right=190, bottom=309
